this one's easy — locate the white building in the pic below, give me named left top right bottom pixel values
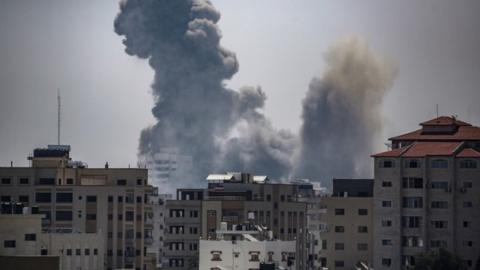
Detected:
left=199, top=222, right=296, bottom=270
left=144, top=148, right=193, bottom=193
left=0, top=209, right=104, bottom=270
left=147, top=188, right=172, bottom=269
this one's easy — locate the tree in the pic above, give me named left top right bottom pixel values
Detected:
left=413, top=249, right=467, bottom=270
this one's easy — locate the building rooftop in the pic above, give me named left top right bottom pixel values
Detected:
left=373, top=142, right=463, bottom=157
left=389, top=116, right=480, bottom=141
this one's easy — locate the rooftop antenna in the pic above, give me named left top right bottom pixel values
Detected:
left=57, top=89, right=61, bottom=145
left=436, top=104, right=439, bottom=118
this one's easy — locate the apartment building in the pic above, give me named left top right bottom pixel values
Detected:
left=317, top=179, right=374, bottom=270
left=0, top=145, right=153, bottom=270
left=164, top=172, right=308, bottom=270
left=199, top=222, right=296, bottom=270
left=373, top=116, right=480, bottom=269
left=147, top=188, right=172, bottom=269
left=0, top=208, right=103, bottom=270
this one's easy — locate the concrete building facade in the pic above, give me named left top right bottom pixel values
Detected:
left=373, top=116, right=480, bottom=269
left=0, top=145, right=153, bottom=270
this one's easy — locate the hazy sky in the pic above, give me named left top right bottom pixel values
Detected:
left=1, top=0, right=479, bottom=168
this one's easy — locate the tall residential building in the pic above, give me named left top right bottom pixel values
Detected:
left=372, top=116, right=480, bottom=269
left=317, top=179, right=374, bottom=270
left=0, top=145, right=153, bottom=270
left=164, top=172, right=308, bottom=270
left=147, top=188, right=172, bottom=269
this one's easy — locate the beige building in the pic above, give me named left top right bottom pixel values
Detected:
left=373, top=116, right=480, bottom=269
left=0, top=211, right=104, bottom=270
left=164, top=172, right=308, bottom=270
left=0, top=145, right=153, bottom=270
left=317, top=179, right=374, bottom=270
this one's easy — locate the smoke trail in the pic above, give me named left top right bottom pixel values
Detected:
left=293, top=36, right=397, bottom=186
left=115, top=0, right=294, bottom=190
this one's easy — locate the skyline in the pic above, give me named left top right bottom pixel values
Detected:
left=1, top=0, right=480, bottom=178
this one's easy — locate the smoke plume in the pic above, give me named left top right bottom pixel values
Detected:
left=293, top=36, right=397, bottom=186
left=114, top=0, right=293, bottom=190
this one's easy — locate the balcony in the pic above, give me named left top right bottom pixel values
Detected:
left=144, top=236, right=154, bottom=245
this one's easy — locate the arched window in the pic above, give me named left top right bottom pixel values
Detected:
left=460, top=159, right=477, bottom=169
left=431, top=159, right=448, bottom=168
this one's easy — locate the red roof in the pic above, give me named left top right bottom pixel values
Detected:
left=402, top=142, right=462, bottom=157
left=372, top=142, right=462, bottom=157
left=457, top=148, right=480, bottom=158
left=420, top=116, right=471, bottom=126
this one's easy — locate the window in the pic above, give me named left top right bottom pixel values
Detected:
left=402, top=177, right=423, bottom=189
left=460, top=159, right=477, bottom=169
left=118, top=196, right=123, bottom=203
left=431, top=220, right=448, bottom=229
left=249, top=251, right=260, bottom=261
left=117, top=249, right=123, bottom=256
left=41, top=249, right=48, bottom=255
left=405, top=159, right=421, bottom=168
left=38, top=178, right=55, bottom=185
left=84, top=249, right=90, bottom=255
left=190, top=210, right=198, bottom=218
left=382, top=258, right=392, bottom=267
left=403, top=256, right=416, bottom=267
left=358, top=226, right=368, bottom=233
left=117, top=179, right=127, bottom=186
left=19, top=195, right=29, bottom=203
left=463, top=201, right=473, bottom=208
left=210, top=250, right=222, bottom=261
left=463, top=221, right=470, bottom=228
left=358, top=209, right=368, bottom=215
left=402, top=197, right=423, bottom=208
left=382, top=201, right=392, bottom=207
left=431, top=201, right=448, bottom=209
left=19, top=178, right=29, bottom=184
left=431, top=181, right=449, bottom=189
left=335, top=208, right=345, bottom=215
left=35, top=193, right=51, bottom=203
left=25, top=234, right=36, bottom=241
left=66, top=249, right=72, bottom=256
left=463, top=241, right=473, bottom=247
left=382, top=239, right=393, bottom=246
left=1, top=196, right=11, bottom=202
left=66, top=178, right=73, bottom=184
left=266, top=194, right=271, bottom=201
left=382, top=181, right=392, bottom=187
left=463, top=182, right=473, bottom=188
left=322, top=240, right=327, bottom=249
left=431, top=159, right=448, bottom=168
left=402, top=236, right=423, bottom=247
left=334, top=226, right=345, bottom=233
left=1, top=178, right=11, bottom=184
left=94, top=249, right=98, bottom=255
left=56, top=193, right=73, bottom=203
left=430, top=240, right=447, bottom=248
left=357, top=243, right=368, bottom=251
left=76, top=249, right=81, bottom=255
left=379, top=160, right=395, bottom=168
left=56, top=211, right=73, bottom=221
left=335, top=261, right=345, bottom=267
left=137, top=179, right=143, bottom=185
left=382, top=219, right=392, bottom=227
left=86, top=214, right=96, bottom=220
left=4, top=240, right=15, bottom=248
left=402, top=216, right=421, bottom=228
left=126, top=211, right=134, bottom=221
left=334, top=243, right=345, bottom=250
left=118, top=214, right=123, bottom=220
left=86, top=196, right=97, bottom=202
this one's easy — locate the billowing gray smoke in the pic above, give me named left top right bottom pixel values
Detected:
left=115, top=0, right=293, bottom=190
left=293, top=36, right=397, bottom=186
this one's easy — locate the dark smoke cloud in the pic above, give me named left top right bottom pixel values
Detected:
left=115, top=0, right=293, bottom=190
left=293, top=36, right=397, bottom=186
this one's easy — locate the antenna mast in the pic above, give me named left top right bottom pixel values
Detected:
left=436, top=104, right=439, bottom=118
left=57, top=89, right=61, bottom=145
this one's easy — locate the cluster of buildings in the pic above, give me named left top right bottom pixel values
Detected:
left=0, top=116, right=479, bottom=270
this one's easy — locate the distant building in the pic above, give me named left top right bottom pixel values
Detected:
left=147, top=188, right=172, bottom=269
left=0, top=145, right=154, bottom=270
left=199, top=222, right=296, bottom=270
left=163, top=172, right=308, bottom=270
left=372, top=116, right=480, bottom=269
left=0, top=208, right=103, bottom=270
left=316, top=179, right=374, bottom=270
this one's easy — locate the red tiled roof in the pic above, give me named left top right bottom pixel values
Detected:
left=371, top=145, right=411, bottom=157
left=420, top=116, right=471, bottom=126
left=402, top=142, right=462, bottom=157
left=389, top=126, right=480, bottom=141
left=457, top=148, right=480, bottom=158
